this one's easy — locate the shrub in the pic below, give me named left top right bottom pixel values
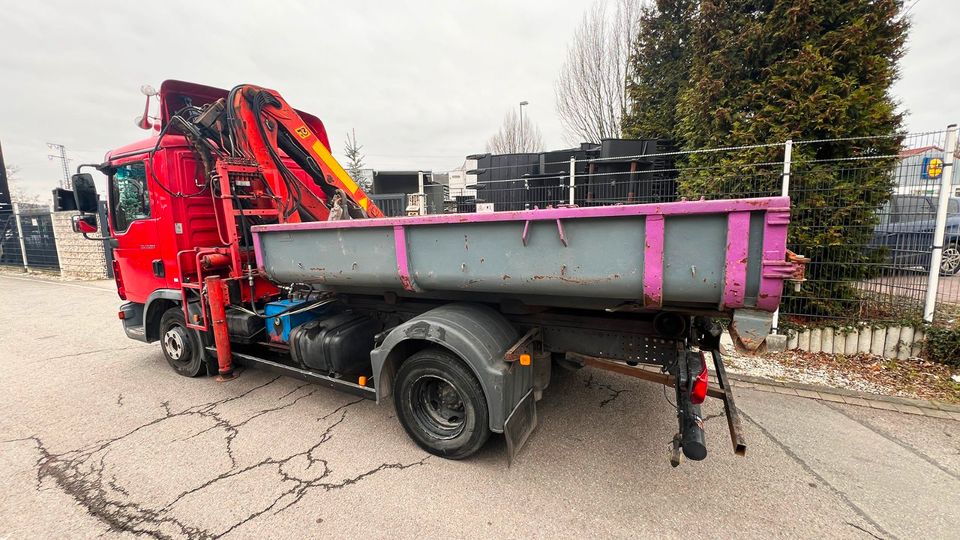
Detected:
left=923, top=326, right=960, bottom=367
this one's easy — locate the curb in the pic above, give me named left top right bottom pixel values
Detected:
left=727, top=372, right=960, bottom=421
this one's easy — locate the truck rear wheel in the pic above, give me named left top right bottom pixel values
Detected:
left=394, top=348, right=490, bottom=459
left=159, top=307, right=204, bottom=378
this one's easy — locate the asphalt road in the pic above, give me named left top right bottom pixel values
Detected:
left=0, top=274, right=957, bottom=539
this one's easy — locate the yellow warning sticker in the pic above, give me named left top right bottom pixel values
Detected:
left=295, top=126, right=311, bottom=139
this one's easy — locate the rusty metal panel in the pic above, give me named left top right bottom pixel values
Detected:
left=253, top=197, right=794, bottom=317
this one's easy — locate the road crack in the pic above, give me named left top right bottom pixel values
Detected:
left=44, top=345, right=155, bottom=361
left=823, top=402, right=959, bottom=481
left=3, top=377, right=422, bottom=539
left=584, top=373, right=628, bottom=408
left=740, top=410, right=894, bottom=540
left=846, top=521, right=885, bottom=540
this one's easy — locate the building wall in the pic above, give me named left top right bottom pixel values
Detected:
left=51, top=210, right=108, bottom=279
left=895, top=148, right=960, bottom=196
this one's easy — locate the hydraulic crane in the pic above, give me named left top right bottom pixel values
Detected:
left=99, top=83, right=385, bottom=380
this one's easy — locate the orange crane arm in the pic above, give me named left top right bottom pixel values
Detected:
left=229, top=85, right=384, bottom=221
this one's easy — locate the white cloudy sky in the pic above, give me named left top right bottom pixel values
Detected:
left=0, top=0, right=956, bottom=198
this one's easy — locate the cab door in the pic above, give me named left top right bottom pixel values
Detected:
left=108, top=158, right=164, bottom=304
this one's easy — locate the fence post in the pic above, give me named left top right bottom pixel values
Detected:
left=417, top=171, right=426, bottom=216
left=568, top=157, right=576, bottom=205
left=781, top=139, right=793, bottom=197
left=13, top=202, right=28, bottom=271
left=771, top=140, right=793, bottom=333
left=923, top=124, right=958, bottom=323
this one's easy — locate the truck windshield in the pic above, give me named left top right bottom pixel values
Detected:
left=111, top=162, right=150, bottom=232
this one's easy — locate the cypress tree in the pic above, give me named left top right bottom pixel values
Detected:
left=673, top=0, right=908, bottom=317
left=622, top=0, right=697, bottom=141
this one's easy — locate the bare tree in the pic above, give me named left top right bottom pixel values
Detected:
left=2, top=164, right=16, bottom=197
left=343, top=129, right=369, bottom=190
left=485, top=109, right=544, bottom=154
left=3, top=164, right=39, bottom=205
left=555, top=0, right=642, bottom=144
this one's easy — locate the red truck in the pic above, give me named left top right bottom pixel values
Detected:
left=69, top=80, right=804, bottom=465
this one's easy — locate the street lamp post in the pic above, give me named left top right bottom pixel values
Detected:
left=519, top=101, right=528, bottom=151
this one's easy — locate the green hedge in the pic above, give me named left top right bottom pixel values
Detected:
left=923, top=326, right=960, bottom=368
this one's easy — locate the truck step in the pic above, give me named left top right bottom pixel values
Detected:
left=204, top=346, right=376, bottom=399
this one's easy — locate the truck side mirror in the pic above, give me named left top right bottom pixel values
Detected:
left=72, top=173, right=99, bottom=214
left=72, top=214, right=98, bottom=234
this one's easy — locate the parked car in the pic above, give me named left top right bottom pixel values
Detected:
left=871, top=194, right=960, bottom=275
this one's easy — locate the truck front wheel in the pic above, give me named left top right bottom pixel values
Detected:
left=394, top=348, right=491, bottom=459
left=159, top=307, right=205, bottom=378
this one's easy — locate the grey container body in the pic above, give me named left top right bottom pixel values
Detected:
left=251, top=198, right=792, bottom=316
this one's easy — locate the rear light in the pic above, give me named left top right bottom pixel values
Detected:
left=118, top=310, right=126, bottom=320
left=113, top=260, right=126, bottom=300
left=690, top=354, right=709, bottom=405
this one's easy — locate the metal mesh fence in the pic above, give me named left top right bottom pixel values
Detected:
left=0, top=205, right=60, bottom=270
left=782, top=131, right=952, bottom=324
left=0, top=210, right=24, bottom=267
left=369, top=194, right=406, bottom=217
left=444, top=129, right=959, bottom=324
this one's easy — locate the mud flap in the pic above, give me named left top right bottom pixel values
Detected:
left=503, top=389, right=537, bottom=466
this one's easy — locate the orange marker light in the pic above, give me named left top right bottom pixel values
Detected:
left=358, top=376, right=368, bottom=387
left=519, top=354, right=532, bottom=366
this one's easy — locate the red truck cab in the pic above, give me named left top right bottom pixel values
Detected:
left=100, top=80, right=331, bottom=342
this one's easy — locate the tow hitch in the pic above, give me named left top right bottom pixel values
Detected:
left=672, top=351, right=708, bottom=465
left=670, top=349, right=746, bottom=466
left=566, top=347, right=747, bottom=467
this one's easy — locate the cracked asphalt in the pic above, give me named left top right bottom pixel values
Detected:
left=1, top=274, right=958, bottom=539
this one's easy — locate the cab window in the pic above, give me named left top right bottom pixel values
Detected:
left=111, top=162, right=150, bottom=232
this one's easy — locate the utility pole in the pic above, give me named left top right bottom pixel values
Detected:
left=518, top=101, right=528, bottom=152
left=47, top=142, right=71, bottom=189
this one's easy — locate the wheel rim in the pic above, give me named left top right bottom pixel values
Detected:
left=163, top=326, right=189, bottom=364
left=410, top=374, right=467, bottom=439
left=942, top=247, right=960, bottom=274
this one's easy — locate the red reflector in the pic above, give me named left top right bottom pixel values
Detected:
left=690, top=355, right=709, bottom=405
left=118, top=311, right=126, bottom=320
left=112, top=260, right=126, bottom=300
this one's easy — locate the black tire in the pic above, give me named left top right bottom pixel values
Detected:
left=159, top=307, right=205, bottom=377
left=393, top=348, right=490, bottom=459
left=940, top=243, right=960, bottom=276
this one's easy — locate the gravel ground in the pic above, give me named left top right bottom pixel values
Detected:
left=724, top=352, right=897, bottom=394
left=722, top=339, right=960, bottom=403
